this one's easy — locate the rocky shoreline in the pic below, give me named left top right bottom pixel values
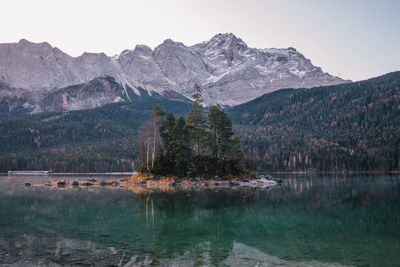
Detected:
left=24, top=174, right=282, bottom=191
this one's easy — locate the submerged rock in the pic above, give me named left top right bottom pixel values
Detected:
left=228, top=178, right=278, bottom=188
left=190, top=177, right=201, bottom=183
left=169, top=181, right=178, bottom=188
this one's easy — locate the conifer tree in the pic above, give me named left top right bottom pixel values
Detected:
left=208, top=106, right=242, bottom=162
left=171, top=117, right=191, bottom=176
left=186, top=84, right=207, bottom=156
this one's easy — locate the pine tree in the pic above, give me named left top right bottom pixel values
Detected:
left=208, top=106, right=243, bottom=163
left=186, top=84, right=207, bottom=156
left=171, top=117, right=191, bottom=176
left=208, top=106, right=220, bottom=159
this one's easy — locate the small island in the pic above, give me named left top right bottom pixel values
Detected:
left=131, top=85, right=277, bottom=187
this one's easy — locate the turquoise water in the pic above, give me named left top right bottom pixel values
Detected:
left=0, top=174, right=399, bottom=266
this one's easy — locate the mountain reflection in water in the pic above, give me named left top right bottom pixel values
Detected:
left=0, top=174, right=399, bottom=266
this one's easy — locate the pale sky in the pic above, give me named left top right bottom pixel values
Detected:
left=1, top=0, right=399, bottom=81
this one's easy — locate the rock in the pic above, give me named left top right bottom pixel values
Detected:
left=72, top=181, right=79, bottom=186
left=24, top=182, right=31, bottom=187
left=88, top=178, right=97, bottom=183
left=230, top=180, right=240, bottom=186
left=57, top=181, right=66, bottom=187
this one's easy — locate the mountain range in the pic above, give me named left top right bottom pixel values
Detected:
left=0, top=33, right=348, bottom=116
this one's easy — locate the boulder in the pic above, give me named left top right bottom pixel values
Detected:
left=230, top=180, right=240, bottom=186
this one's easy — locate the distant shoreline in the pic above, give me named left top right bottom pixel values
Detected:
left=1, top=171, right=400, bottom=177
left=269, top=170, right=400, bottom=175
left=0, top=172, right=135, bottom=177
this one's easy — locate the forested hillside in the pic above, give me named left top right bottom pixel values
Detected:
left=229, top=71, right=400, bottom=172
left=1, top=72, right=399, bottom=173
left=0, top=92, right=192, bottom=173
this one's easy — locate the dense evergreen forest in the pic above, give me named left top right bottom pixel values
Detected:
left=0, top=90, right=192, bottom=173
left=137, top=85, right=246, bottom=178
left=0, top=71, right=399, bottom=173
left=228, top=71, right=400, bottom=172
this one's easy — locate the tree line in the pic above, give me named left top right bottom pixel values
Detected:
left=138, top=85, right=247, bottom=178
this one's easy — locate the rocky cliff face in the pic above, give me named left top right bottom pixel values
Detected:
left=0, top=77, right=129, bottom=118
left=0, top=33, right=349, bottom=110
left=189, top=34, right=347, bottom=105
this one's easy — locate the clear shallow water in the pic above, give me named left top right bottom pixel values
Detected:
left=0, top=175, right=399, bottom=266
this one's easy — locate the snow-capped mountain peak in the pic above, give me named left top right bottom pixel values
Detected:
left=0, top=33, right=349, bottom=108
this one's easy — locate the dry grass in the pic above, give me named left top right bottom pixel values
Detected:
left=125, top=172, right=149, bottom=183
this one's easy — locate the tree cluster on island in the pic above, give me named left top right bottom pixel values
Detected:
left=137, top=85, right=250, bottom=178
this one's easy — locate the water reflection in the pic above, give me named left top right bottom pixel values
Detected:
left=0, top=174, right=399, bottom=266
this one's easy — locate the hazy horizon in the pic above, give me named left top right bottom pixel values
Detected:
left=1, top=0, right=399, bottom=81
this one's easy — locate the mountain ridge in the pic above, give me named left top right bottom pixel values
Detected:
left=0, top=33, right=349, bottom=110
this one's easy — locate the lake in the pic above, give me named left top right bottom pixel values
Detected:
left=0, top=174, right=399, bottom=266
